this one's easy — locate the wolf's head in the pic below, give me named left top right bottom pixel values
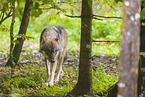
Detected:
left=40, top=38, right=59, bottom=63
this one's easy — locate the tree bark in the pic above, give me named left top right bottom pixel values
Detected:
left=107, top=82, right=118, bottom=97
left=138, top=2, right=145, bottom=96
left=6, top=0, right=33, bottom=66
left=118, top=0, right=141, bottom=97
left=64, top=0, right=94, bottom=96
left=9, top=1, right=15, bottom=66
left=9, top=2, right=16, bottom=94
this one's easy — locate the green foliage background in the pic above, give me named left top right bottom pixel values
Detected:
left=0, top=12, right=121, bottom=55
left=0, top=0, right=122, bottom=56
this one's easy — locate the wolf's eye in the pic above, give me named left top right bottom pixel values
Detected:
left=50, top=49, right=57, bottom=53
left=55, top=49, right=58, bottom=52
left=52, top=49, right=57, bottom=53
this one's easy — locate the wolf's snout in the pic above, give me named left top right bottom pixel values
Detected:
left=51, top=60, right=55, bottom=63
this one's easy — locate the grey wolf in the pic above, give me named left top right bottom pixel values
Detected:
left=39, top=25, right=68, bottom=86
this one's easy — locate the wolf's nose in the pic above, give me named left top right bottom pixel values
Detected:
left=51, top=60, right=55, bottom=63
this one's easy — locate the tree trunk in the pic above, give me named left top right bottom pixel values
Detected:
left=6, top=0, right=33, bottom=66
left=64, top=0, right=94, bottom=96
left=118, top=0, right=141, bottom=97
left=138, top=2, right=145, bottom=96
left=107, top=82, right=118, bottom=97
left=9, top=1, right=16, bottom=94
left=9, top=1, right=15, bottom=66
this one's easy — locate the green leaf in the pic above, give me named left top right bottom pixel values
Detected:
left=13, top=40, right=20, bottom=44
left=34, top=2, right=40, bottom=9
left=42, top=0, right=50, bottom=4
left=141, top=8, right=145, bottom=19
left=70, top=8, right=74, bottom=15
left=143, top=2, right=145, bottom=8
left=68, top=0, right=71, bottom=3
left=31, top=8, right=42, bottom=17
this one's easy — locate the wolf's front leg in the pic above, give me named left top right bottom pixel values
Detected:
left=55, top=63, right=62, bottom=82
left=55, top=51, right=66, bottom=82
left=45, top=58, right=50, bottom=82
left=45, top=58, right=51, bottom=86
left=49, top=60, right=57, bottom=86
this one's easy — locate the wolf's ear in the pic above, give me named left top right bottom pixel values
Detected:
left=43, top=37, right=47, bottom=42
left=41, top=37, right=46, bottom=43
left=54, top=38, right=59, bottom=42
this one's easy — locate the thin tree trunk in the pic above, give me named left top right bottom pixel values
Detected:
left=9, top=1, right=15, bottom=94
left=118, top=0, right=141, bottom=97
left=6, top=0, right=33, bottom=66
left=9, top=1, right=15, bottom=66
left=64, top=0, right=94, bottom=96
left=138, top=17, right=145, bottom=97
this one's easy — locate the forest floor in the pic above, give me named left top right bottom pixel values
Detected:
left=0, top=50, right=119, bottom=96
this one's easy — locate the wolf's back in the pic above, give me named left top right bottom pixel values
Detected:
left=40, top=25, right=68, bottom=50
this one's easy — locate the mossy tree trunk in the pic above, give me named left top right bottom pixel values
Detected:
left=118, top=0, right=141, bottom=97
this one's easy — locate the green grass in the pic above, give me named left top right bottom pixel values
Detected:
left=0, top=52, right=118, bottom=96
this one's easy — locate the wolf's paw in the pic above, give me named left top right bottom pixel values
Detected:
left=44, top=82, right=54, bottom=86
left=44, top=82, right=49, bottom=86
left=49, top=82, right=54, bottom=86
left=61, top=70, right=64, bottom=76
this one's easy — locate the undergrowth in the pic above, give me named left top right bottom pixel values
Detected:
left=0, top=51, right=118, bottom=96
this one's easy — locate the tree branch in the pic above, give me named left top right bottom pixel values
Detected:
left=106, top=1, right=115, bottom=10
left=1, top=11, right=5, bottom=20
left=65, top=14, right=122, bottom=20
left=65, top=14, right=81, bottom=18
left=93, top=15, right=122, bottom=19
left=92, top=17, right=103, bottom=20
left=41, top=1, right=81, bottom=5
left=0, top=10, right=13, bottom=24
left=92, top=40, right=120, bottom=42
